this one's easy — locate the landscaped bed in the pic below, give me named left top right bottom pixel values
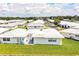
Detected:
left=0, top=38, right=79, bottom=56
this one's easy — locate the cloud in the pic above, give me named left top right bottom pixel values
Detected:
left=0, top=3, right=78, bottom=17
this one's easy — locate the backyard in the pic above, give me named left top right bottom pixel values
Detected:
left=0, top=38, right=79, bottom=56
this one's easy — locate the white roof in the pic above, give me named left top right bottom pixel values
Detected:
left=27, top=29, right=41, bottom=34
left=48, top=19, right=54, bottom=22
left=0, top=28, right=10, bottom=34
left=12, top=21, right=27, bottom=25
left=0, top=28, right=28, bottom=38
left=61, top=28, right=79, bottom=35
left=72, top=26, right=79, bottom=29
left=63, top=19, right=69, bottom=21
left=28, top=29, right=64, bottom=38
left=0, top=23, right=16, bottom=26
left=27, top=20, right=44, bottom=26
left=27, top=23, right=44, bottom=26
left=33, top=19, right=44, bottom=24
left=8, top=19, right=25, bottom=22
left=59, top=21, right=79, bottom=27
left=27, top=20, right=33, bottom=22
left=0, top=21, right=26, bottom=27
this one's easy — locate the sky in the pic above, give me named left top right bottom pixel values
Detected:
left=0, top=3, right=79, bottom=17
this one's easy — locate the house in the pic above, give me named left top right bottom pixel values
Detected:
left=59, top=21, right=79, bottom=29
left=0, top=28, right=64, bottom=45
left=0, top=21, right=27, bottom=28
left=24, top=29, right=64, bottom=45
left=0, top=28, right=28, bottom=44
left=60, top=28, right=79, bottom=40
left=27, top=20, right=45, bottom=29
left=47, top=19, right=55, bottom=27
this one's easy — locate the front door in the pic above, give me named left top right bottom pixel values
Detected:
left=29, top=38, right=34, bottom=44
left=31, top=38, right=34, bottom=44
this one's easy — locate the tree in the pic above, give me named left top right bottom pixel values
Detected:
left=57, top=16, right=63, bottom=20
left=53, top=18, right=61, bottom=25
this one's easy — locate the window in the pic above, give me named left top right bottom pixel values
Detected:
left=3, top=38, right=10, bottom=41
left=7, top=38, right=10, bottom=41
left=48, top=40, right=56, bottom=42
left=34, top=26, right=37, bottom=28
left=3, top=38, right=6, bottom=41
left=69, top=33, right=71, bottom=35
left=75, top=35, right=79, bottom=37
left=52, top=40, right=57, bottom=42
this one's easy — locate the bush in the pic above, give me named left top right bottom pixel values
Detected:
left=53, top=18, right=60, bottom=25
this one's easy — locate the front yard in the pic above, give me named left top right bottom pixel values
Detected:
left=0, top=38, right=79, bottom=56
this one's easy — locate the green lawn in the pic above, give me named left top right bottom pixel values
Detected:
left=0, top=38, right=79, bottom=56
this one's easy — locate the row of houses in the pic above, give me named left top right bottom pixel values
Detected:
left=0, top=19, right=25, bottom=24
left=26, top=19, right=79, bottom=41
left=0, top=19, right=44, bottom=29
left=60, top=28, right=79, bottom=40
left=0, top=19, right=65, bottom=45
left=27, top=20, right=45, bottom=29
left=59, top=21, right=79, bottom=29
left=0, top=20, right=27, bottom=28
left=59, top=20, right=79, bottom=40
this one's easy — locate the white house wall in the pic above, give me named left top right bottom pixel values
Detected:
left=61, top=33, right=79, bottom=40
left=33, top=38, right=62, bottom=45
left=61, top=33, right=71, bottom=38
left=0, top=38, right=19, bottom=44
left=73, top=36, right=79, bottom=40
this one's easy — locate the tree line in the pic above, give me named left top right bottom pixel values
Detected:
left=0, top=15, right=79, bottom=21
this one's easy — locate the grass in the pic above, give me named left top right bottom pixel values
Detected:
left=17, top=26, right=27, bottom=29
left=0, top=38, right=79, bottom=56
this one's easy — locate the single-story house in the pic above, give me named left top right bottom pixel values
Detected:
left=0, top=28, right=28, bottom=44
left=58, top=21, right=79, bottom=29
left=0, top=28, right=64, bottom=45
left=24, top=29, right=64, bottom=45
left=0, top=21, right=27, bottom=28
left=27, top=20, right=45, bottom=29
left=60, top=28, right=79, bottom=40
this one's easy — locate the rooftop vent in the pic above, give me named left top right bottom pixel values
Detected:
left=40, top=29, right=43, bottom=31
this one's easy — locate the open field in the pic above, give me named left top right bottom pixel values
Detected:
left=0, top=38, right=79, bottom=56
